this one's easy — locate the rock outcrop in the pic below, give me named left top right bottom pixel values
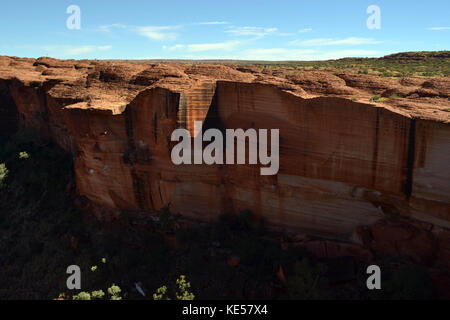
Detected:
left=0, top=56, right=449, bottom=266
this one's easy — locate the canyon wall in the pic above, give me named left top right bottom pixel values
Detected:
left=0, top=57, right=449, bottom=250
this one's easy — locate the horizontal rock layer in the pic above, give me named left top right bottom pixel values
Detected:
left=0, top=57, right=449, bottom=247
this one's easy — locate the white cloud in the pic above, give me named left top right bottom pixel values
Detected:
left=164, top=41, right=240, bottom=52
left=127, top=48, right=381, bottom=61
left=135, top=25, right=180, bottom=41
left=225, top=26, right=278, bottom=38
left=163, top=44, right=185, bottom=51
left=194, top=21, right=229, bottom=25
left=63, top=45, right=112, bottom=55
left=298, top=28, right=313, bottom=33
left=98, top=24, right=127, bottom=32
left=317, top=50, right=380, bottom=60
left=290, top=37, right=381, bottom=46
left=31, top=45, right=112, bottom=57
left=187, top=41, right=240, bottom=52
left=427, top=27, right=450, bottom=30
left=241, top=48, right=379, bottom=61
left=278, top=32, right=296, bottom=37
left=243, top=48, right=316, bottom=60
left=99, top=22, right=229, bottom=41
left=99, top=23, right=180, bottom=41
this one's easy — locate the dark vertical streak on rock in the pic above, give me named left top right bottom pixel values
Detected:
left=39, top=87, right=50, bottom=127
left=165, top=93, right=169, bottom=118
left=180, top=92, right=187, bottom=129
left=405, top=118, right=416, bottom=199
left=371, top=108, right=380, bottom=187
left=130, top=168, right=143, bottom=209
left=154, top=111, right=158, bottom=144
left=0, top=80, right=19, bottom=135
left=124, top=105, right=151, bottom=208
left=130, top=169, right=153, bottom=210
left=203, top=82, right=225, bottom=146
left=158, top=177, right=163, bottom=204
left=124, top=106, right=136, bottom=155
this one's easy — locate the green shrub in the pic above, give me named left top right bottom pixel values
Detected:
left=73, top=292, right=91, bottom=300
left=153, top=285, right=169, bottom=300
left=176, top=275, right=195, bottom=300
left=19, top=151, right=30, bottom=159
left=71, top=289, right=110, bottom=300
left=108, top=284, right=122, bottom=300
left=153, top=275, right=195, bottom=300
left=59, top=257, right=124, bottom=301
left=91, top=290, right=105, bottom=299
left=0, top=163, right=7, bottom=188
left=371, top=94, right=388, bottom=103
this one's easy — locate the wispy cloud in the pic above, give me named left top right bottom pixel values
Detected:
left=99, top=23, right=181, bottom=41
left=164, top=41, right=240, bottom=52
left=98, top=24, right=127, bottom=32
left=243, top=48, right=316, bottom=60
left=13, top=45, right=113, bottom=57
left=242, top=48, right=379, bottom=61
left=298, top=28, right=313, bottom=33
left=162, top=44, right=185, bottom=51
left=290, top=37, right=381, bottom=46
left=427, top=27, right=450, bottom=31
left=188, top=41, right=240, bottom=52
left=135, top=25, right=180, bottom=41
left=317, top=50, right=380, bottom=60
left=225, top=26, right=278, bottom=38
left=194, top=21, right=229, bottom=25
left=63, top=45, right=112, bottom=55
left=99, top=22, right=229, bottom=41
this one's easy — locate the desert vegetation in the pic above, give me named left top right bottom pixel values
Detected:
left=244, top=51, right=450, bottom=78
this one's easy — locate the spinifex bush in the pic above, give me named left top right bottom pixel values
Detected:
left=153, top=275, right=195, bottom=300
left=0, top=163, right=7, bottom=189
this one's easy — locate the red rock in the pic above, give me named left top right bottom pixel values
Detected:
left=0, top=56, right=448, bottom=253
left=276, top=265, right=287, bottom=284
left=370, top=220, right=438, bottom=265
left=432, top=227, right=450, bottom=268
left=285, top=71, right=358, bottom=96
left=301, top=239, right=373, bottom=262
left=227, top=256, right=240, bottom=268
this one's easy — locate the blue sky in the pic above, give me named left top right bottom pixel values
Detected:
left=0, top=0, right=449, bottom=60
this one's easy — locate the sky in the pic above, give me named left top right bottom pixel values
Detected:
left=0, top=0, right=449, bottom=61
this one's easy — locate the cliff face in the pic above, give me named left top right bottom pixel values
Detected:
left=1, top=56, right=449, bottom=264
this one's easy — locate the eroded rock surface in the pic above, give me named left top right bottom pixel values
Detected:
left=0, top=56, right=449, bottom=266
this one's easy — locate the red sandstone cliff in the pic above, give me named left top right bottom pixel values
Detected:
left=0, top=56, right=449, bottom=266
